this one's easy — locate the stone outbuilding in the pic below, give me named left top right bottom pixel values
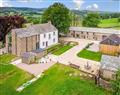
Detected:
left=31, top=48, right=47, bottom=59
left=100, top=55, right=120, bottom=80
left=68, top=27, right=120, bottom=41
left=22, top=48, right=47, bottom=64
left=22, top=52, right=37, bottom=64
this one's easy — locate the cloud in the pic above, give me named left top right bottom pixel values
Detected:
left=17, top=0, right=31, bottom=2
left=73, top=0, right=84, bottom=10
left=0, top=0, right=12, bottom=7
left=17, top=0, right=43, bottom=2
left=86, top=3, right=99, bottom=11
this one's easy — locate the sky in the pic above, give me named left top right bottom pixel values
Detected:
left=0, top=0, right=120, bottom=12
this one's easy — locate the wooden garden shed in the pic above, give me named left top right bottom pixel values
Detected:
left=99, top=34, right=120, bottom=56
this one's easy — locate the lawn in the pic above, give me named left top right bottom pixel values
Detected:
left=47, top=43, right=74, bottom=55
left=52, top=45, right=73, bottom=55
left=77, top=49, right=102, bottom=62
left=98, top=18, right=120, bottom=30
left=0, top=54, right=33, bottom=95
left=19, top=64, right=111, bottom=95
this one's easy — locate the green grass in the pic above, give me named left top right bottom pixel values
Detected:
left=77, top=49, right=102, bottom=62
left=99, top=18, right=120, bottom=30
left=52, top=45, right=73, bottom=55
left=0, top=54, right=33, bottom=95
left=19, top=64, right=111, bottom=95
left=47, top=44, right=62, bottom=53
left=47, top=44, right=74, bottom=55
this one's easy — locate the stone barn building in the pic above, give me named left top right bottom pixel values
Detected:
left=68, top=27, right=120, bottom=41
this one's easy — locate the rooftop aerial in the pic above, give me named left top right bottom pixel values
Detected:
left=101, top=55, right=120, bottom=72
left=12, top=22, right=57, bottom=38
left=100, top=34, right=120, bottom=45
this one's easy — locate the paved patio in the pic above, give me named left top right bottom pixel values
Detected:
left=87, top=43, right=99, bottom=52
left=11, top=55, right=56, bottom=76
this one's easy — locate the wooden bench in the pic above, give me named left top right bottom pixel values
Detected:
left=69, top=63, right=80, bottom=69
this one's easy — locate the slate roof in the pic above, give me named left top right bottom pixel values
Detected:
left=12, top=22, right=57, bottom=38
left=101, top=55, right=120, bottom=72
left=22, top=52, right=36, bottom=58
left=32, top=48, right=45, bottom=53
left=69, top=27, right=120, bottom=35
left=100, top=34, right=120, bottom=46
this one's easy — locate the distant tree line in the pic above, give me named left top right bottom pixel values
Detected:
left=100, top=13, right=120, bottom=19
left=26, top=16, right=41, bottom=24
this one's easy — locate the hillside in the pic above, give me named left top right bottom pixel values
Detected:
left=1, top=7, right=120, bottom=18
left=99, top=18, right=120, bottom=30
left=0, top=7, right=120, bottom=30
left=0, top=7, right=45, bottom=16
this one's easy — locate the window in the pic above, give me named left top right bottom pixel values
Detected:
left=102, top=35, right=107, bottom=40
left=76, top=34, right=79, bottom=38
left=46, top=41, right=48, bottom=47
left=53, top=38, right=55, bottom=42
left=49, top=34, right=51, bottom=39
left=53, top=32, right=55, bottom=35
left=36, top=42, right=39, bottom=49
left=87, top=32, right=89, bottom=35
left=43, top=42, right=45, bottom=46
left=44, top=34, right=46, bottom=38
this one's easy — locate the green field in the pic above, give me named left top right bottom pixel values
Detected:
left=77, top=49, right=102, bottom=62
left=0, top=55, right=111, bottom=95
left=99, top=18, right=120, bottom=29
left=19, top=64, right=111, bottom=95
left=0, top=54, right=33, bottom=95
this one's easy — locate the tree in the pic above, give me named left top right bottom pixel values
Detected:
left=0, top=15, right=26, bottom=42
left=112, top=69, right=120, bottom=95
left=118, top=17, right=120, bottom=23
left=42, top=3, right=71, bottom=34
left=82, top=13, right=100, bottom=27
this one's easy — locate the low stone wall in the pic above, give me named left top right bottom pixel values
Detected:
left=99, top=78, right=112, bottom=91
left=0, top=48, right=7, bottom=55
